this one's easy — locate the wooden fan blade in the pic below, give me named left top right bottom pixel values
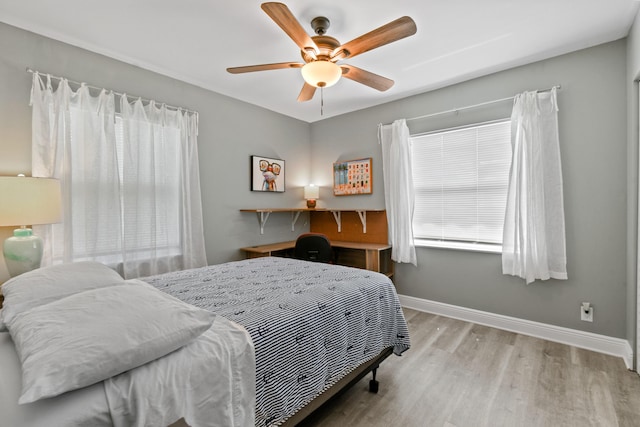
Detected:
left=340, top=65, right=394, bottom=91
left=297, top=83, right=316, bottom=102
left=261, top=2, right=319, bottom=56
left=331, top=16, right=417, bottom=61
left=227, top=62, right=303, bottom=74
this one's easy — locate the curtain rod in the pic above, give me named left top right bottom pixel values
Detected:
left=26, top=67, right=198, bottom=117
left=384, top=85, right=561, bottom=126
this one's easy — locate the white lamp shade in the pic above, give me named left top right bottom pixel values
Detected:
left=304, top=185, right=319, bottom=200
left=301, top=61, right=342, bottom=88
left=0, top=177, right=62, bottom=227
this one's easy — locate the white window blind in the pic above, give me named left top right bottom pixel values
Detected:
left=115, top=115, right=182, bottom=260
left=410, top=119, right=512, bottom=248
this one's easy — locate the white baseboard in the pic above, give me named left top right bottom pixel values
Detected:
left=398, top=294, right=634, bottom=370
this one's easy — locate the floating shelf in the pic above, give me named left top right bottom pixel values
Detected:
left=240, top=208, right=384, bottom=235
left=239, top=208, right=317, bottom=234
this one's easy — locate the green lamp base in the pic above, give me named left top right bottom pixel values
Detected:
left=3, top=228, right=43, bottom=277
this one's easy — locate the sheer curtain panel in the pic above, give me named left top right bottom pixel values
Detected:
left=502, top=87, right=567, bottom=284
left=119, top=97, right=207, bottom=277
left=30, top=72, right=207, bottom=278
left=378, top=119, right=417, bottom=266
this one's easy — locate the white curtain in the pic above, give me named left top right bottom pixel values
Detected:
left=502, top=87, right=567, bottom=284
left=30, top=72, right=207, bottom=278
left=378, top=119, right=417, bottom=266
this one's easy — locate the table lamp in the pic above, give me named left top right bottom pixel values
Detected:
left=0, top=176, right=62, bottom=277
left=304, top=184, right=319, bottom=209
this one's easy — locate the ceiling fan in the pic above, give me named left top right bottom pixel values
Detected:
left=227, top=2, right=417, bottom=102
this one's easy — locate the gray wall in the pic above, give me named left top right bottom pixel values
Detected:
left=0, top=22, right=312, bottom=283
left=310, top=40, right=629, bottom=339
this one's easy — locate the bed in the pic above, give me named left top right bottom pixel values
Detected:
left=0, top=256, right=410, bottom=426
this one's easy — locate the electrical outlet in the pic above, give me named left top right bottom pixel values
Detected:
left=580, top=303, right=593, bottom=322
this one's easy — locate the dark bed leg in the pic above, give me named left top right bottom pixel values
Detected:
left=369, top=368, right=379, bottom=393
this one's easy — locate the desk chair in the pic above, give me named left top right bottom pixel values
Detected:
left=294, top=233, right=332, bottom=263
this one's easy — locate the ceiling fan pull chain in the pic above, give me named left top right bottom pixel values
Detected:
left=321, top=87, right=324, bottom=116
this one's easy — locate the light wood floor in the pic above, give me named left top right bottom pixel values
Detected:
left=299, top=308, right=640, bottom=427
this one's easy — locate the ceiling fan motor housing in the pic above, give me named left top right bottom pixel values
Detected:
left=311, top=16, right=330, bottom=35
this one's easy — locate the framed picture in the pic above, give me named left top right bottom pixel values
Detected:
left=251, top=155, right=285, bottom=192
left=333, top=157, right=372, bottom=196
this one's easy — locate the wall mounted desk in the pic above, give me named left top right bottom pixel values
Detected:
left=240, top=240, right=394, bottom=279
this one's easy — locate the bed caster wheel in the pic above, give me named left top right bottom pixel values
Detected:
left=369, top=379, right=379, bottom=393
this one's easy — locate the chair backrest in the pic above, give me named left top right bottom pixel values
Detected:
left=294, top=233, right=332, bottom=263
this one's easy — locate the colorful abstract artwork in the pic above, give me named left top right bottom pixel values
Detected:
left=333, top=158, right=372, bottom=196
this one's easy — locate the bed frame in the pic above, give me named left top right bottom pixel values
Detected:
left=281, top=346, right=394, bottom=425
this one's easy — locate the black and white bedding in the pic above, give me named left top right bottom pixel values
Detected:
left=0, top=257, right=410, bottom=427
left=143, top=256, right=411, bottom=426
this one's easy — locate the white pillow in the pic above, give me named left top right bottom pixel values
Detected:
left=6, top=282, right=215, bottom=404
left=1, top=261, right=124, bottom=328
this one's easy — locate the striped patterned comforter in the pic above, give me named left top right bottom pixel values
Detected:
left=143, top=256, right=410, bottom=426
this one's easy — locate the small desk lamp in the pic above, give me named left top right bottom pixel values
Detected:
left=304, top=184, right=319, bottom=209
left=0, top=176, right=62, bottom=277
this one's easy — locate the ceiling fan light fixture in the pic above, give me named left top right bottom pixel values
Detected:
left=301, top=61, right=341, bottom=88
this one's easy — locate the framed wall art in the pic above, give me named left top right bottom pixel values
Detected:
left=333, top=157, right=372, bottom=196
left=251, top=155, right=285, bottom=192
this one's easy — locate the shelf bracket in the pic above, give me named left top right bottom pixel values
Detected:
left=291, top=211, right=302, bottom=232
left=331, top=210, right=342, bottom=233
left=257, top=211, right=271, bottom=235
left=356, top=210, right=367, bottom=233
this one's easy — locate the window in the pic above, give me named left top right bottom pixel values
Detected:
left=53, top=111, right=181, bottom=264
left=410, top=119, right=512, bottom=252
left=31, top=73, right=206, bottom=279
left=114, top=116, right=182, bottom=260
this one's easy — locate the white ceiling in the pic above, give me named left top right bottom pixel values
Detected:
left=1, top=1, right=638, bottom=123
